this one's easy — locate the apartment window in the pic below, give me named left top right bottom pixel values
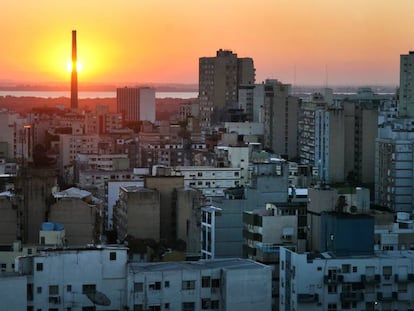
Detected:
left=398, top=282, right=408, bottom=293
left=49, top=285, right=59, bottom=295
left=133, top=305, right=143, bottom=311
left=352, top=266, right=358, bottom=273
left=1, top=263, right=6, bottom=271
left=66, top=285, right=72, bottom=292
left=211, top=300, right=219, bottom=309
left=37, top=286, right=42, bottom=294
left=328, top=284, right=337, bottom=294
left=149, top=282, right=161, bottom=290
left=164, top=303, right=170, bottom=309
left=82, top=284, right=96, bottom=294
left=383, top=266, right=392, bottom=279
left=182, top=280, right=195, bottom=290
left=182, top=302, right=195, bottom=311
left=148, top=306, right=160, bottom=311
left=201, top=298, right=210, bottom=309
left=328, top=304, right=337, bottom=311
left=202, top=276, right=210, bottom=288
left=82, top=307, right=96, bottom=311
left=211, top=279, right=220, bottom=288
left=342, top=264, right=351, bottom=273
left=109, top=252, right=116, bottom=261
left=36, top=262, right=43, bottom=271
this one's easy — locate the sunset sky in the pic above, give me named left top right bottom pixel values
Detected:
left=1, top=0, right=414, bottom=87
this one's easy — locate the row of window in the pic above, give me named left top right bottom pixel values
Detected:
left=134, top=277, right=220, bottom=292
left=133, top=300, right=219, bottom=311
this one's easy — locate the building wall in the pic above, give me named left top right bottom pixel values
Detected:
left=0, top=275, right=27, bottom=311
left=145, top=176, right=184, bottom=243
left=0, top=195, right=17, bottom=243
left=127, top=259, right=271, bottom=311
left=49, top=198, right=98, bottom=246
left=116, top=187, right=160, bottom=241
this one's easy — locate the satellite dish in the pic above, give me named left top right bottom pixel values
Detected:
left=86, top=290, right=111, bottom=306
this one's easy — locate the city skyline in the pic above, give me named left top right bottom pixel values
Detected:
left=1, top=0, right=414, bottom=86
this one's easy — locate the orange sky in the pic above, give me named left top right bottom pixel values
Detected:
left=1, top=0, right=414, bottom=86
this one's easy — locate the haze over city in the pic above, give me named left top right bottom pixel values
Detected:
left=1, top=0, right=414, bottom=86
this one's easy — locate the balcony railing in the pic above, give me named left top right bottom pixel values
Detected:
left=340, top=292, right=364, bottom=302
left=324, top=274, right=344, bottom=284
left=297, top=293, right=318, bottom=303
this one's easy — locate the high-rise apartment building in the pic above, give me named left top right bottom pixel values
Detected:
left=116, top=87, right=155, bottom=123
left=198, top=49, right=255, bottom=129
left=399, top=51, right=414, bottom=117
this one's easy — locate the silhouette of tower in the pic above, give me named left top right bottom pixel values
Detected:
left=70, top=30, right=78, bottom=110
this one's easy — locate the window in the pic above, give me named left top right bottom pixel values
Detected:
left=37, top=286, right=42, bottom=294
left=148, top=306, right=160, bottom=311
left=67, top=285, right=72, bottom=292
left=49, top=285, right=59, bottom=295
left=164, top=281, right=170, bottom=288
left=36, top=263, right=43, bottom=271
left=317, top=266, right=322, bottom=271
left=182, top=280, right=195, bottom=290
left=109, top=252, right=116, bottom=261
left=328, top=284, right=337, bottom=294
left=342, top=264, right=351, bottom=273
left=328, top=304, right=337, bottom=311
left=1, top=263, right=6, bottom=271
left=164, top=303, right=170, bottom=309
left=352, top=266, right=357, bottom=273
left=182, top=302, right=195, bottom=311
left=211, top=279, right=220, bottom=288
left=211, top=300, right=219, bottom=309
left=133, top=305, right=143, bottom=311
left=82, top=307, right=96, bottom=311
left=82, top=284, right=96, bottom=294
left=398, top=282, right=408, bottom=293
left=134, top=282, right=143, bottom=292
left=383, top=266, right=392, bottom=279
left=202, top=276, right=210, bottom=288
left=149, top=282, right=161, bottom=290
left=201, top=298, right=210, bottom=309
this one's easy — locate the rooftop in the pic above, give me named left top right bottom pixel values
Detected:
left=129, top=258, right=268, bottom=274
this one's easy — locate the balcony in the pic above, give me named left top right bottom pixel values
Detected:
left=297, top=293, right=318, bottom=303
left=323, top=274, right=344, bottom=284
left=394, top=273, right=414, bottom=283
left=49, top=296, right=61, bottom=304
left=361, top=274, right=381, bottom=284
left=377, top=291, right=398, bottom=302
left=340, top=292, right=364, bottom=302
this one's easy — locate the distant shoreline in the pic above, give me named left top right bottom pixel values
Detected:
left=0, top=91, right=198, bottom=100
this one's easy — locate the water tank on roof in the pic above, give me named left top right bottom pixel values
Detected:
left=54, top=223, right=64, bottom=231
left=42, top=222, right=55, bottom=231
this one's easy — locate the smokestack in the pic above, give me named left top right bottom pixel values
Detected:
left=70, top=30, right=78, bottom=110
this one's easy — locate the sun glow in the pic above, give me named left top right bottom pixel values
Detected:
left=66, top=61, right=83, bottom=72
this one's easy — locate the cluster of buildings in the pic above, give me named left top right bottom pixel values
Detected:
left=2, top=48, right=414, bottom=310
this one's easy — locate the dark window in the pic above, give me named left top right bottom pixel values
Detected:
left=49, top=285, right=59, bottom=295
left=109, top=252, right=116, bottom=261
left=149, top=282, right=161, bottom=290
left=202, top=276, right=210, bottom=287
left=182, top=280, right=195, bottom=290
left=67, top=285, right=72, bottom=292
left=164, top=281, right=170, bottom=288
left=182, top=302, right=195, bottom=311
left=134, top=282, right=143, bottom=292
left=36, top=263, right=43, bottom=271
left=211, top=300, right=219, bottom=309
left=82, top=284, right=96, bottom=294
left=37, top=286, right=42, bottom=294
left=211, top=279, right=220, bottom=288
left=133, top=305, right=143, bottom=311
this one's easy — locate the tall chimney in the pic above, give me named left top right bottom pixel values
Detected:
left=70, top=30, right=78, bottom=110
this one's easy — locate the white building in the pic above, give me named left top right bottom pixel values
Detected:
left=127, top=258, right=272, bottom=311
left=280, top=247, right=414, bottom=311
left=117, top=87, right=156, bottom=123
left=172, top=166, right=242, bottom=197
left=18, top=246, right=128, bottom=311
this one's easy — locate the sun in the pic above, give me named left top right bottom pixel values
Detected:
left=66, top=61, right=83, bottom=72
